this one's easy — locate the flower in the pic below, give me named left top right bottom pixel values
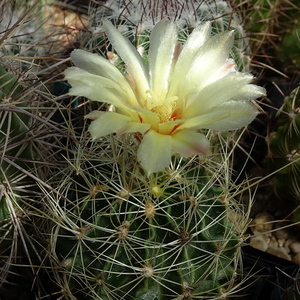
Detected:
left=64, top=20, right=266, bottom=175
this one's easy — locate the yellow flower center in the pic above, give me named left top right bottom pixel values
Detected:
left=145, top=89, right=179, bottom=123
left=151, top=105, right=172, bottom=123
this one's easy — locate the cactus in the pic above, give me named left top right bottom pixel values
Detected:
left=266, top=86, right=300, bottom=224
left=33, top=1, right=267, bottom=299
left=41, top=129, right=247, bottom=300
left=3, top=0, right=300, bottom=297
left=0, top=0, right=270, bottom=298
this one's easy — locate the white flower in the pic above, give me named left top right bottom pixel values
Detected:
left=64, top=20, right=266, bottom=175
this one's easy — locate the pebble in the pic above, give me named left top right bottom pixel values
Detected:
left=277, top=238, right=285, bottom=247
left=290, top=242, right=300, bottom=254
left=250, top=212, right=274, bottom=236
left=246, top=180, right=300, bottom=264
left=265, top=236, right=291, bottom=260
left=249, top=236, right=269, bottom=252
left=273, top=227, right=289, bottom=240
left=248, top=213, right=300, bottom=264
left=284, top=238, right=296, bottom=252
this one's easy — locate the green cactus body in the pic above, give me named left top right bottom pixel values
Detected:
left=266, top=86, right=300, bottom=221
left=47, top=134, right=243, bottom=300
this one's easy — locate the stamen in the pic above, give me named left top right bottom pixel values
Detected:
left=151, top=105, right=172, bottom=123
left=145, top=89, right=179, bottom=123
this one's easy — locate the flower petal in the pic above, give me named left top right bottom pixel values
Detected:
left=137, top=130, right=172, bottom=175
left=172, top=130, right=210, bottom=157
left=65, top=66, right=138, bottom=108
left=84, top=110, right=104, bottom=119
left=183, top=72, right=255, bottom=117
left=65, top=67, right=125, bottom=90
left=133, top=106, right=160, bottom=130
left=181, top=100, right=258, bottom=131
left=117, top=121, right=150, bottom=135
left=65, top=67, right=127, bottom=104
left=168, top=22, right=211, bottom=98
left=148, top=21, right=177, bottom=99
left=231, top=84, right=266, bottom=101
left=157, top=119, right=184, bottom=135
left=87, top=112, right=132, bottom=139
left=201, top=100, right=259, bottom=131
left=180, top=31, right=235, bottom=98
left=103, top=20, right=150, bottom=100
left=70, top=49, right=130, bottom=85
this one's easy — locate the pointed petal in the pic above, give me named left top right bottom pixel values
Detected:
left=65, top=67, right=126, bottom=90
left=201, top=100, right=259, bottom=131
left=178, top=110, right=229, bottom=131
left=181, top=31, right=235, bottom=98
left=172, top=130, right=210, bottom=157
left=103, top=20, right=149, bottom=98
left=70, top=49, right=129, bottom=85
left=137, top=130, right=172, bottom=174
left=183, top=72, right=254, bottom=117
left=85, top=110, right=104, bottom=119
left=68, top=84, right=120, bottom=103
left=181, top=100, right=258, bottom=131
left=65, top=66, right=138, bottom=107
left=68, top=85, right=129, bottom=110
left=168, top=22, right=211, bottom=97
left=148, top=21, right=177, bottom=99
left=87, top=112, right=132, bottom=139
left=231, top=84, right=266, bottom=101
